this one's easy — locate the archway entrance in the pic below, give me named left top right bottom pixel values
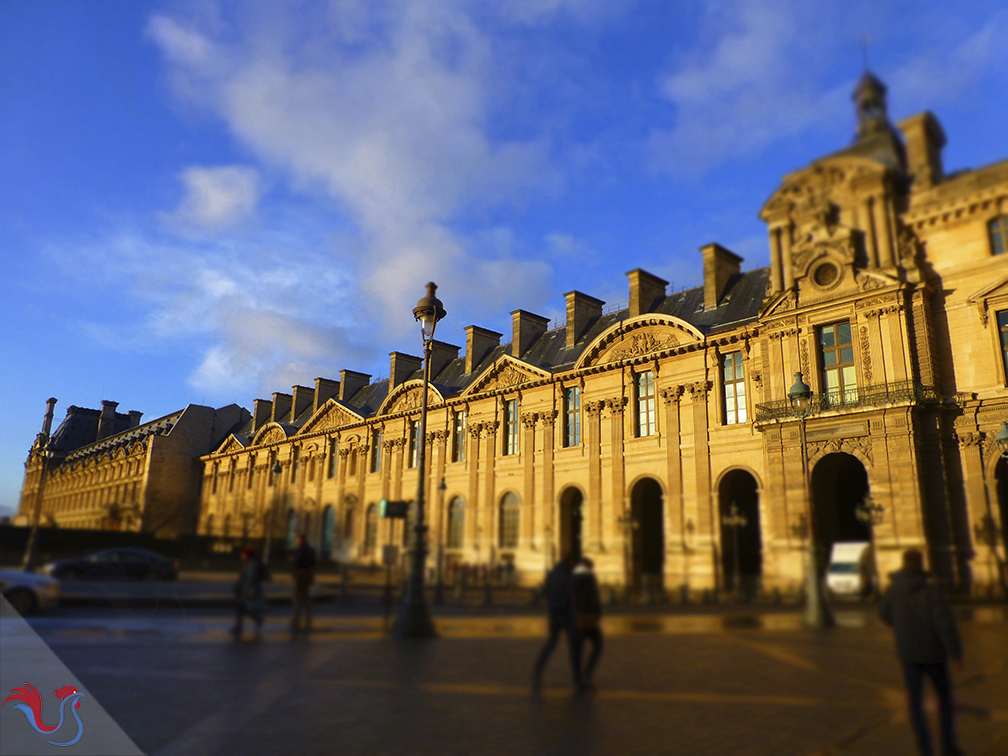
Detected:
left=559, top=487, right=583, bottom=560
left=718, top=470, right=762, bottom=598
left=630, top=478, right=664, bottom=593
left=810, top=452, right=869, bottom=566
left=998, top=458, right=1008, bottom=556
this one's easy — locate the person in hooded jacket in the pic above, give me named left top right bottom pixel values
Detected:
left=532, top=553, right=579, bottom=694
left=878, top=549, right=964, bottom=756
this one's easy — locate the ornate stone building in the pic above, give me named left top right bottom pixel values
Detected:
left=18, top=400, right=249, bottom=537
left=199, top=72, right=1007, bottom=596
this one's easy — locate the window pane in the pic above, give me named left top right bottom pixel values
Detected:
left=824, top=350, right=837, bottom=367
left=820, top=328, right=835, bottom=348
left=842, top=365, right=857, bottom=388
left=838, top=322, right=852, bottom=344
left=840, top=346, right=854, bottom=363
left=726, top=409, right=735, bottom=425
left=738, top=405, right=747, bottom=423
left=735, top=359, right=744, bottom=380
left=736, top=383, right=745, bottom=402
left=825, top=369, right=840, bottom=391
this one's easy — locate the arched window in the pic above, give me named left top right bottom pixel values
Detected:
left=499, top=492, right=520, bottom=549
left=364, top=504, right=379, bottom=553
left=206, top=514, right=215, bottom=537
left=447, top=497, right=465, bottom=549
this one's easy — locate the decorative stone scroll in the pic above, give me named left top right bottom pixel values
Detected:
left=808, top=435, right=874, bottom=466
left=859, top=326, right=873, bottom=382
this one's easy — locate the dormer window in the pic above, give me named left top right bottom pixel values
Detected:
left=990, top=216, right=1008, bottom=256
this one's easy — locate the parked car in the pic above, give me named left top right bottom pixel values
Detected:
left=43, top=548, right=180, bottom=582
left=0, top=570, right=61, bottom=615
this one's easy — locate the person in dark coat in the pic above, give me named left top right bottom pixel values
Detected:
left=290, top=535, right=317, bottom=632
left=532, top=554, right=579, bottom=693
left=878, top=549, right=964, bottom=756
left=231, top=547, right=266, bottom=639
left=570, top=557, right=603, bottom=690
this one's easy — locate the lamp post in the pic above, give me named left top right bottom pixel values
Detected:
left=788, top=371, right=835, bottom=628
left=262, top=460, right=282, bottom=566
left=395, top=282, right=445, bottom=638
left=435, top=477, right=447, bottom=605
left=721, top=501, right=748, bottom=598
left=22, top=437, right=55, bottom=572
left=855, top=492, right=885, bottom=598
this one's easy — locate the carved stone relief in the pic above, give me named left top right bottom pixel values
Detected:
left=601, top=329, right=678, bottom=363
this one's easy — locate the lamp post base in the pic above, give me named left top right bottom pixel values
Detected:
left=803, top=545, right=835, bottom=629
left=394, top=589, right=437, bottom=638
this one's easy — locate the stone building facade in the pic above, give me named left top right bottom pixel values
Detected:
left=192, top=73, right=1005, bottom=596
left=18, top=400, right=249, bottom=538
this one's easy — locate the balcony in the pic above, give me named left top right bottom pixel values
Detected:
left=754, top=379, right=941, bottom=423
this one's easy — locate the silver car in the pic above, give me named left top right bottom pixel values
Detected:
left=0, top=570, right=61, bottom=615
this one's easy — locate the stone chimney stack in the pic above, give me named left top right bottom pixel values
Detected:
left=429, top=340, right=461, bottom=379
left=97, top=400, right=119, bottom=440
left=271, top=392, right=293, bottom=424
left=389, top=352, right=424, bottom=391
left=339, top=370, right=371, bottom=402
left=290, top=385, right=314, bottom=423
left=465, top=326, right=502, bottom=374
left=253, top=399, right=273, bottom=433
left=564, top=291, right=604, bottom=348
left=127, top=410, right=143, bottom=428
left=700, top=243, right=743, bottom=310
left=313, top=377, right=340, bottom=413
left=510, top=310, right=550, bottom=359
left=898, top=112, right=946, bottom=191
left=627, top=269, right=668, bottom=317
left=42, top=397, right=57, bottom=437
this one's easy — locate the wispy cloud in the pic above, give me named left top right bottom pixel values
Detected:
left=162, top=165, right=261, bottom=230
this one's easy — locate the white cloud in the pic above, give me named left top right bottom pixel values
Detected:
left=163, top=165, right=261, bottom=229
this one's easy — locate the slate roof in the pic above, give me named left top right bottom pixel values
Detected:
left=50, top=407, right=141, bottom=454
left=62, top=410, right=185, bottom=463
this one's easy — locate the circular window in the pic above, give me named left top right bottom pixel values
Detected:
left=811, top=262, right=840, bottom=288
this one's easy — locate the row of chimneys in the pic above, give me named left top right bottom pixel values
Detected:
left=39, top=398, right=144, bottom=443
left=250, top=246, right=743, bottom=434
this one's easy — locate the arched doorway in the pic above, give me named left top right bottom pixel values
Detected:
left=998, top=458, right=1008, bottom=556
left=559, top=487, right=584, bottom=560
left=630, top=477, right=664, bottom=592
left=810, top=452, right=869, bottom=567
left=718, top=470, right=762, bottom=598
left=321, top=505, right=335, bottom=557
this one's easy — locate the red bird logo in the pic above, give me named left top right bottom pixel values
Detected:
left=3, top=683, right=85, bottom=746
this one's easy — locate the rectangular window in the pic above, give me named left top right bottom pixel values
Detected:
left=722, top=351, right=747, bottom=425
left=408, top=420, right=420, bottom=468
left=269, top=455, right=277, bottom=486
left=370, top=430, right=383, bottom=473
left=503, top=399, right=519, bottom=455
left=211, top=467, right=218, bottom=494
left=636, top=371, right=656, bottom=437
left=564, top=386, right=581, bottom=447
left=999, top=311, right=1008, bottom=379
left=819, top=321, right=858, bottom=406
left=228, top=463, right=235, bottom=492
left=290, top=447, right=299, bottom=484
left=349, top=449, right=357, bottom=477
left=452, top=411, right=466, bottom=462
left=990, top=216, right=1008, bottom=255
left=247, top=458, right=255, bottom=489
left=307, top=457, right=315, bottom=482
left=327, top=441, right=338, bottom=479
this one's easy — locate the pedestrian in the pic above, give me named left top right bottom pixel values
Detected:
left=290, top=534, right=316, bottom=632
left=532, top=553, right=579, bottom=694
left=231, top=547, right=266, bottom=639
left=878, top=548, right=964, bottom=756
left=571, top=557, right=603, bottom=691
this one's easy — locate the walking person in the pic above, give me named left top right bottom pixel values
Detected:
left=231, top=547, right=266, bottom=639
left=290, top=534, right=316, bottom=632
left=532, top=553, right=579, bottom=694
left=879, top=549, right=964, bottom=756
left=571, top=557, right=603, bottom=692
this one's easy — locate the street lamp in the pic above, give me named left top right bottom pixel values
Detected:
left=395, top=282, right=445, bottom=638
left=855, top=492, right=885, bottom=598
left=788, top=371, right=835, bottom=629
left=721, top=501, right=748, bottom=598
left=22, top=437, right=55, bottom=572
left=262, top=459, right=282, bottom=566
left=435, top=477, right=447, bottom=605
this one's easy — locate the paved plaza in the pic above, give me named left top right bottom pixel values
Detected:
left=2, top=598, right=1006, bottom=756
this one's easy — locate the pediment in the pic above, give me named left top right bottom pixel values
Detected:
left=966, top=274, right=1008, bottom=327
left=463, top=356, right=550, bottom=397
left=761, top=157, right=884, bottom=222
left=298, top=399, right=364, bottom=435
left=215, top=434, right=247, bottom=455
left=377, top=380, right=446, bottom=416
left=251, top=422, right=296, bottom=446
left=576, top=315, right=703, bottom=370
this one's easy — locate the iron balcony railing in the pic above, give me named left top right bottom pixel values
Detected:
left=754, top=379, right=940, bottom=422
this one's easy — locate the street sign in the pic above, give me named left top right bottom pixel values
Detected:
left=379, top=498, right=409, bottom=518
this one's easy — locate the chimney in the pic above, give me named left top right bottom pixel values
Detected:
left=510, top=310, right=550, bottom=359
left=564, top=291, right=604, bottom=348
left=253, top=399, right=273, bottom=433
left=339, top=370, right=371, bottom=402
left=290, top=385, right=314, bottom=423
left=271, top=392, right=292, bottom=424
left=429, top=340, right=461, bottom=379
left=97, top=400, right=119, bottom=440
left=127, top=410, right=143, bottom=427
left=313, top=377, right=340, bottom=413
left=898, top=112, right=946, bottom=191
left=700, top=243, right=743, bottom=310
left=627, top=269, right=668, bottom=317
left=465, top=326, right=502, bottom=374
left=41, top=397, right=57, bottom=437
left=389, top=352, right=423, bottom=391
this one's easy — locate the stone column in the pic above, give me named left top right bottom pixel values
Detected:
left=661, top=386, right=685, bottom=550
left=607, top=397, right=628, bottom=550
left=769, top=227, right=784, bottom=294
left=959, top=432, right=998, bottom=593
left=585, top=400, right=604, bottom=551
left=873, top=194, right=895, bottom=267
left=541, top=411, right=557, bottom=559
left=689, top=381, right=715, bottom=587
left=522, top=413, right=537, bottom=548
left=781, top=224, right=795, bottom=290
left=483, top=422, right=499, bottom=559
left=466, top=425, right=481, bottom=549
left=863, top=197, right=879, bottom=267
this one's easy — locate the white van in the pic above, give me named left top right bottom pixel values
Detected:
left=826, top=541, right=873, bottom=597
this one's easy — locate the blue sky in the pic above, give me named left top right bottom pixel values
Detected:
left=2, top=0, right=1007, bottom=514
